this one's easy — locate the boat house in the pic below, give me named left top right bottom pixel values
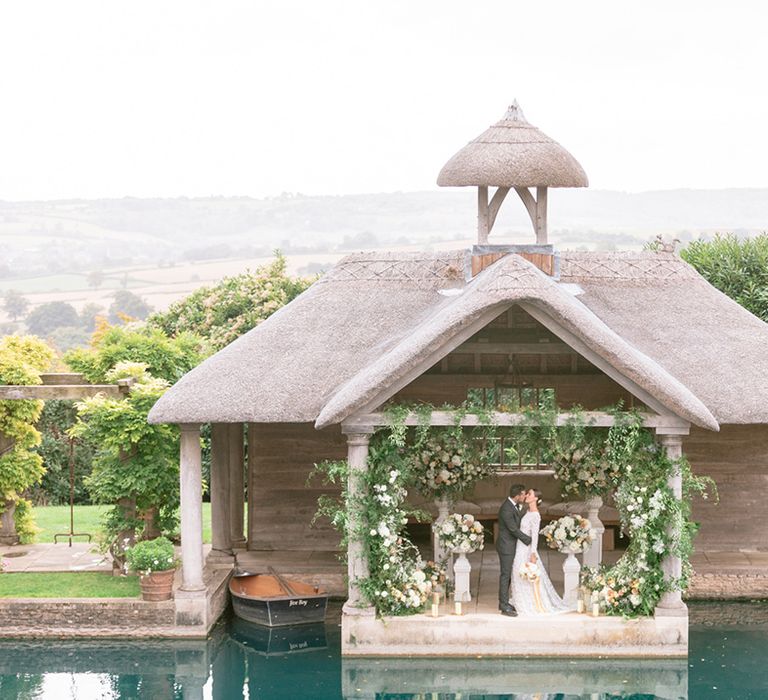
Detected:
left=149, top=103, right=768, bottom=655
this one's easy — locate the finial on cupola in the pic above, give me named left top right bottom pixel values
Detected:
left=437, top=100, right=588, bottom=245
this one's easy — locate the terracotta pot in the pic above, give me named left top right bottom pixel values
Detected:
left=139, top=569, right=176, bottom=601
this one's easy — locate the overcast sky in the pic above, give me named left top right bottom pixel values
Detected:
left=1, top=1, right=766, bottom=200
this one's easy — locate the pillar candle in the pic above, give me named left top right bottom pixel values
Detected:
left=577, top=599, right=585, bottom=614
left=431, top=603, right=439, bottom=618
left=454, top=600, right=462, bottom=616
left=432, top=592, right=440, bottom=605
left=591, top=602, right=599, bottom=617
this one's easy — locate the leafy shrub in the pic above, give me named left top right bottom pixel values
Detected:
left=125, top=536, right=177, bottom=574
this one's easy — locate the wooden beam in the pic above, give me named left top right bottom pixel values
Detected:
left=456, top=342, right=575, bottom=355
left=487, top=186, right=510, bottom=231
left=40, top=373, right=86, bottom=385
left=477, top=186, right=489, bottom=244
left=0, top=379, right=133, bottom=400
left=535, top=186, right=548, bottom=244
left=343, top=410, right=690, bottom=431
left=415, top=373, right=610, bottom=385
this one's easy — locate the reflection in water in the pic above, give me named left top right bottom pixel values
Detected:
left=0, top=601, right=765, bottom=699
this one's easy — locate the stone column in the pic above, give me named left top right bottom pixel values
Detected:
left=342, top=429, right=374, bottom=614
left=228, top=423, right=247, bottom=548
left=582, top=496, right=605, bottom=569
left=209, top=424, right=232, bottom=557
left=180, top=424, right=205, bottom=592
left=655, top=431, right=687, bottom=616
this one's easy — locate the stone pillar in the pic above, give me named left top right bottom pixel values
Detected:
left=179, top=424, right=205, bottom=592
left=210, top=424, right=232, bottom=557
left=342, top=429, right=374, bottom=614
left=655, top=431, right=687, bottom=616
left=582, top=496, right=604, bottom=569
left=228, top=423, right=246, bottom=548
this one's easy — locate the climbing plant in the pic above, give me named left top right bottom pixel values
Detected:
left=69, top=362, right=180, bottom=567
left=0, top=335, right=55, bottom=542
left=312, top=399, right=716, bottom=618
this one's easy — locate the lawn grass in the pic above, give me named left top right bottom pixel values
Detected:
left=32, top=504, right=214, bottom=544
left=0, top=572, right=140, bottom=598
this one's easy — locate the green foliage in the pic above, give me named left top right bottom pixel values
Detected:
left=681, top=233, right=768, bottom=322
left=65, top=324, right=204, bottom=383
left=108, top=290, right=153, bottom=323
left=148, top=252, right=314, bottom=350
left=25, top=301, right=80, bottom=336
left=124, top=536, right=177, bottom=574
left=70, top=367, right=180, bottom=541
left=12, top=498, right=38, bottom=543
left=0, top=336, right=55, bottom=540
left=31, top=401, right=93, bottom=506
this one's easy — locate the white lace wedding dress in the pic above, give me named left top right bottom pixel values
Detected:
left=511, top=511, right=572, bottom=616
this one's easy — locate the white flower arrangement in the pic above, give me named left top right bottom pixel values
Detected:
left=519, top=561, right=540, bottom=581
left=540, top=514, right=596, bottom=554
left=411, top=433, right=491, bottom=498
left=434, top=513, right=485, bottom=554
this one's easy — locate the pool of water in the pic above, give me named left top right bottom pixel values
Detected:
left=0, top=601, right=765, bottom=699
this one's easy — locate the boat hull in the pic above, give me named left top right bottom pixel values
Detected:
left=229, top=574, right=328, bottom=627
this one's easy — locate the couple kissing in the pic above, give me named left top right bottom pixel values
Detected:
left=496, top=483, right=570, bottom=617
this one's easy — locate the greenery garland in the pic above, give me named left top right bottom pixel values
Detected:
left=312, top=399, right=715, bottom=619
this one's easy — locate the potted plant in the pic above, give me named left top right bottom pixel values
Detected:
left=125, top=536, right=178, bottom=601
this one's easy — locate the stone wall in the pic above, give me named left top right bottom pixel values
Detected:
left=0, top=597, right=175, bottom=631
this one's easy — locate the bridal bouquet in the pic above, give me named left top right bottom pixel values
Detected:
left=519, top=561, right=540, bottom=581
left=434, top=513, right=485, bottom=553
left=540, top=514, right=596, bottom=554
left=412, top=432, right=492, bottom=498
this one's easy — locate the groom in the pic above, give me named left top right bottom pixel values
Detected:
left=497, top=483, right=532, bottom=616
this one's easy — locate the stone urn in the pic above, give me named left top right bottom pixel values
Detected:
left=139, top=569, right=175, bottom=601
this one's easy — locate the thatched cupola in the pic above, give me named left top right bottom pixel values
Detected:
left=437, top=101, right=588, bottom=245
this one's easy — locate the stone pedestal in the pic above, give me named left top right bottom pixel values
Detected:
left=582, top=496, right=604, bottom=569
left=562, top=552, right=580, bottom=605
left=432, top=496, right=452, bottom=564
left=453, top=551, right=472, bottom=602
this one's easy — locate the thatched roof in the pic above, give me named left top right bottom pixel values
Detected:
left=437, top=102, right=588, bottom=188
left=149, top=249, right=768, bottom=429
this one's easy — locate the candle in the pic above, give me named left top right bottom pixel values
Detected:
left=431, top=603, right=439, bottom=618
left=432, top=592, right=440, bottom=605
left=591, top=602, right=600, bottom=617
left=454, top=600, right=462, bottom=616
left=577, top=599, right=585, bottom=614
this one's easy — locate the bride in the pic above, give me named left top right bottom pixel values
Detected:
left=511, top=488, right=572, bottom=616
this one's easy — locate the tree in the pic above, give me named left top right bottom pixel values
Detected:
left=86, top=269, right=105, bottom=289
left=25, top=301, right=80, bottom=336
left=681, top=233, right=768, bottom=323
left=108, top=290, right=153, bottom=323
left=2, top=290, right=30, bottom=321
left=64, top=323, right=204, bottom=564
left=70, top=363, right=179, bottom=563
left=0, top=335, right=55, bottom=543
left=65, top=323, right=205, bottom=384
left=149, top=252, right=313, bottom=351
left=31, top=400, right=93, bottom=506
left=79, top=303, right=104, bottom=332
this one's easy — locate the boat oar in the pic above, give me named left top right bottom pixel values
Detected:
left=268, top=566, right=299, bottom=597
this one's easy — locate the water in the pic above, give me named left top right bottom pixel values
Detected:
left=0, top=601, right=765, bottom=700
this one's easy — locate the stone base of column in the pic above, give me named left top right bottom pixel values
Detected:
left=231, top=537, right=247, bottom=550
left=342, top=600, right=376, bottom=616
left=654, top=602, right=688, bottom=618
left=175, top=588, right=208, bottom=627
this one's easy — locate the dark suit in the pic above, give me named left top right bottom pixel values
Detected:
left=496, top=498, right=532, bottom=610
